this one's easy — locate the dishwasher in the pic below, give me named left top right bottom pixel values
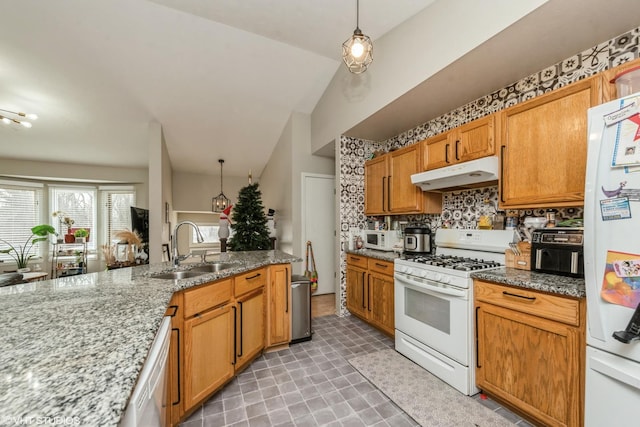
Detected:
left=290, top=275, right=312, bottom=343
left=120, top=316, right=171, bottom=427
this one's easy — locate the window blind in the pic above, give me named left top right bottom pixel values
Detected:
left=101, top=191, right=136, bottom=244
left=50, top=186, right=97, bottom=251
left=0, top=183, right=44, bottom=263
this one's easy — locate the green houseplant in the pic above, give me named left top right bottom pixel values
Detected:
left=73, top=228, right=89, bottom=243
left=0, top=224, right=56, bottom=271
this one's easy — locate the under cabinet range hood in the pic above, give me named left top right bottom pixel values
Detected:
left=411, top=156, right=499, bottom=191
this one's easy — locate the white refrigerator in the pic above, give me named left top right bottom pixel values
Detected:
left=584, top=94, right=640, bottom=426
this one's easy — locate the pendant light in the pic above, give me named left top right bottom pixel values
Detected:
left=212, top=159, right=231, bottom=213
left=342, top=0, right=373, bottom=74
left=0, top=108, right=38, bottom=128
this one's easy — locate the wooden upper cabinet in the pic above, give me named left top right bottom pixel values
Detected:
left=389, top=144, right=422, bottom=213
left=365, top=144, right=442, bottom=215
left=364, top=155, right=388, bottom=215
left=422, top=115, right=496, bottom=171
left=499, top=76, right=602, bottom=209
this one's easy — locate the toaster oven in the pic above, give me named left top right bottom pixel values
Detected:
left=531, top=228, right=584, bottom=278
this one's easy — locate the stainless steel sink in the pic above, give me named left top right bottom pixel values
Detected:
left=189, top=262, right=237, bottom=273
left=151, top=270, right=205, bottom=280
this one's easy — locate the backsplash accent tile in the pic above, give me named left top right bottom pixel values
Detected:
left=336, top=25, right=639, bottom=317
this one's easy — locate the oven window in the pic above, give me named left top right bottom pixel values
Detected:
left=405, top=287, right=450, bottom=334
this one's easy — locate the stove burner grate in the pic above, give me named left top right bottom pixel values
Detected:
left=404, top=254, right=502, bottom=271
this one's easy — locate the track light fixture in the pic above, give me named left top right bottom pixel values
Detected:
left=0, top=108, right=38, bottom=128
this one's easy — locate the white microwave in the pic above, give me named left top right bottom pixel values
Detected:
left=364, top=230, right=402, bottom=251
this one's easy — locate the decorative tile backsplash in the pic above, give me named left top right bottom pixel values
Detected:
left=336, top=26, right=639, bottom=316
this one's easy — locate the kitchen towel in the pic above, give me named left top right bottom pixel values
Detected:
left=349, top=349, right=516, bottom=427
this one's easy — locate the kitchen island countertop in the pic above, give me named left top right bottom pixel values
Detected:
left=0, top=250, right=301, bottom=426
left=472, top=268, right=586, bottom=298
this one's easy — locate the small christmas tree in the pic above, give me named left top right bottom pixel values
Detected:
left=227, top=183, right=272, bottom=251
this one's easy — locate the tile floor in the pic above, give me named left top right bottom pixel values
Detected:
left=180, top=314, right=532, bottom=427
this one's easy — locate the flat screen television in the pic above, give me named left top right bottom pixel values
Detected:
left=130, top=206, right=149, bottom=245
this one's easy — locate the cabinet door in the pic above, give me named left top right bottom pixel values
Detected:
left=476, top=302, right=582, bottom=427
left=346, top=264, right=368, bottom=319
left=183, top=305, right=234, bottom=410
left=235, top=288, right=265, bottom=371
left=368, top=271, right=394, bottom=337
left=500, top=76, right=602, bottom=208
left=422, top=132, right=451, bottom=170
left=456, top=115, right=495, bottom=163
left=364, top=155, right=388, bottom=215
left=389, top=144, right=422, bottom=213
left=266, top=264, right=291, bottom=347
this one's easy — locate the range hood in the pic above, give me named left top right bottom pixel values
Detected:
left=411, top=156, right=499, bottom=191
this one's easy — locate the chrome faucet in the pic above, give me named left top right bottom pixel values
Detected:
left=172, top=221, right=204, bottom=267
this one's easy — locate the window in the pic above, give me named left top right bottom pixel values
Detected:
left=192, top=225, right=220, bottom=245
left=0, top=181, right=44, bottom=264
left=50, top=186, right=97, bottom=251
left=100, top=188, right=136, bottom=244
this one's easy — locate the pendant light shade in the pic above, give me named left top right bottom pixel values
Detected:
left=342, top=0, right=373, bottom=74
left=212, top=159, right=231, bottom=213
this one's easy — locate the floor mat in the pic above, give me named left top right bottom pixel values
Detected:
left=349, top=349, right=515, bottom=427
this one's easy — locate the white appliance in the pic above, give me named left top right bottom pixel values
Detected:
left=394, top=228, right=517, bottom=395
left=120, top=317, right=171, bottom=427
left=364, top=229, right=402, bottom=251
left=411, top=156, right=499, bottom=191
left=584, top=94, right=640, bottom=426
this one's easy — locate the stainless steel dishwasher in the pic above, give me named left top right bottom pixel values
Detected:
left=290, top=275, right=312, bottom=343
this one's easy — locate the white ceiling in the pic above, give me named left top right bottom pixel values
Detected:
left=1, top=0, right=640, bottom=180
left=0, top=0, right=435, bottom=178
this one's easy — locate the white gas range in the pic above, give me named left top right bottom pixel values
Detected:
left=394, top=228, right=518, bottom=395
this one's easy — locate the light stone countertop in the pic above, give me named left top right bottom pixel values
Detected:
left=471, top=268, right=586, bottom=298
left=0, top=250, right=301, bottom=427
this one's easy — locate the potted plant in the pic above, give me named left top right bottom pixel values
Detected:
left=73, top=228, right=89, bottom=243
left=0, top=224, right=56, bottom=272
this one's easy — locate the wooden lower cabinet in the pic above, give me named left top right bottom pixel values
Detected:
left=235, top=288, right=265, bottom=371
left=346, top=254, right=394, bottom=337
left=167, top=264, right=289, bottom=425
left=266, top=264, right=291, bottom=347
left=474, top=280, right=585, bottom=427
left=183, top=304, right=235, bottom=411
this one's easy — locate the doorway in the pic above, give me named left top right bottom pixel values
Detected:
left=301, top=173, right=335, bottom=296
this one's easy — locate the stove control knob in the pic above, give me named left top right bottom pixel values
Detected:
left=441, top=276, right=451, bottom=284
left=434, top=273, right=442, bottom=282
left=418, top=270, right=428, bottom=278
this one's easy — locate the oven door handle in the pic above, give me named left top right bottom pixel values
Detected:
left=394, top=273, right=467, bottom=298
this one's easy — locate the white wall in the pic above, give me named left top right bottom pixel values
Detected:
left=148, top=121, right=171, bottom=263
left=260, top=111, right=334, bottom=269
left=172, top=173, right=252, bottom=212
left=310, top=0, right=548, bottom=153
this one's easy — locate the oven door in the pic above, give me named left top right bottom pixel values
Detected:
left=394, top=271, right=469, bottom=365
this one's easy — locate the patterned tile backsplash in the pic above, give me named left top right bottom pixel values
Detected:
left=336, top=25, right=639, bottom=316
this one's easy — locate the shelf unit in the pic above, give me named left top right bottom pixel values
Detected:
left=51, top=242, right=88, bottom=278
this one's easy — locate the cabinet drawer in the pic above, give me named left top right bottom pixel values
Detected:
left=235, top=268, right=266, bottom=297
left=474, top=280, right=581, bottom=326
left=368, top=258, right=393, bottom=276
left=183, top=278, right=232, bottom=318
left=347, top=254, right=368, bottom=269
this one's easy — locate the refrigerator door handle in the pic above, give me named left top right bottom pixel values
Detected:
left=590, top=355, right=640, bottom=390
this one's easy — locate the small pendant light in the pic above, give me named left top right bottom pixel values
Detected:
left=212, top=159, right=231, bottom=213
left=342, top=0, right=373, bottom=74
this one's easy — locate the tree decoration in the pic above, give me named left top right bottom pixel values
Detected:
left=227, top=183, right=271, bottom=251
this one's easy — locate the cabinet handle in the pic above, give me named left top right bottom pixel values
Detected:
left=172, top=327, right=181, bottom=406
left=351, top=256, right=361, bottom=261
left=455, top=140, right=460, bottom=161
left=367, top=278, right=372, bottom=312
left=285, top=267, right=289, bottom=313
left=246, top=273, right=261, bottom=280
left=475, top=307, right=481, bottom=369
left=500, top=145, right=506, bottom=203
left=445, top=143, right=450, bottom=164
left=167, top=305, right=178, bottom=317
left=232, top=306, right=237, bottom=365
left=374, top=263, right=388, bottom=269
left=382, top=176, right=386, bottom=212
left=502, top=291, right=536, bottom=302
left=387, top=175, right=391, bottom=211
left=238, top=301, right=244, bottom=357
left=360, top=272, right=365, bottom=308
